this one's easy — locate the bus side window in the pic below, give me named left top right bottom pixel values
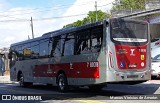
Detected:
left=51, top=36, right=62, bottom=57
left=31, top=41, right=40, bottom=59
left=91, top=26, right=103, bottom=53
left=22, top=43, right=31, bottom=60
left=80, top=40, right=91, bottom=54
left=17, top=45, right=20, bottom=60
left=76, top=30, right=91, bottom=55
left=39, top=39, right=49, bottom=58
left=14, top=45, right=23, bottom=61
left=63, top=33, right=75, bottom=56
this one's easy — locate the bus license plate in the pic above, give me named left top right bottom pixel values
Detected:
left=127, top=75, right=138, bottom=78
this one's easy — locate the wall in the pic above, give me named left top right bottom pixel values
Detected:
left=150, top=24, right=160, bottom=38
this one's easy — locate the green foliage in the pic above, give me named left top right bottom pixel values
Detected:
left=112, top=0, right=145, bottom=10
left=63, top=10, right=111, bottom=28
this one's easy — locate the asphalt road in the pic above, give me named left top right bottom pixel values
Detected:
left=0, top=80, right=160, bottom=103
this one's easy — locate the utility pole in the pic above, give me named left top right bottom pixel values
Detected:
left=131, top=8, right=132, bottom=13
left=89, top=17, right=92, bottom=23
left=95, top=1, right=98, bottom=22
left=28, top=35, right=30, bottom=40
left=30, top=17, right=34, bottom=39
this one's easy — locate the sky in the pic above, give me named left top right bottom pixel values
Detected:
left=0, top=0, right=114, bottom=48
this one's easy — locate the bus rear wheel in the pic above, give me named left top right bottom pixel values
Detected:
left=57, top=74, right=69, bottom=92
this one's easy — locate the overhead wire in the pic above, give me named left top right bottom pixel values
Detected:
left=0, top=1, right=94, bottom=18
left=0, top=13, right=88, bottom=22
left=0, top=0, right=114, bottom=23
left=0, top=1, right=93, bottom=14
left=97, top=1, right=114, bottom=8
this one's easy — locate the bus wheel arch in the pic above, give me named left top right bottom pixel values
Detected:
left=56, top=70, right=69, bottom=92
left=56, top=70, right=66, bottom=84
left=17, top=71, right=32, bottom=87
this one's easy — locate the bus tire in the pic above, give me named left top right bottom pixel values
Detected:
left=57, top=74, right=69, bottom=92
left=151, top=76, right=157, bottom=80
left=88, top=85, right=104, bottom=91
left=19, top=74, right=32, bottom=87
left=19, top=74, right=26, bottom=87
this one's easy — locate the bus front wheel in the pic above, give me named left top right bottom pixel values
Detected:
left=19, top=74, right=32, bottom=87
left=19, top=74, right=26, bottom=87
left=57, top=74, right=69, bottom=92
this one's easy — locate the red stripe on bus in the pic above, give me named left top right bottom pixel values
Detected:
left=33, top=61, right=100, bottom=78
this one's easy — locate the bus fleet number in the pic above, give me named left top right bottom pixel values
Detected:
left=89, top=62, right=99, bottom=68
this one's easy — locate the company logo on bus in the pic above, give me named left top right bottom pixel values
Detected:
left=130, top=49, right=135, bottom=56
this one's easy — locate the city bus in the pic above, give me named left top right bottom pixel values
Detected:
left=9, top=18, right=151, bottom=92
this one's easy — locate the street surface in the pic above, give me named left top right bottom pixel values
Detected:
left=0, top=80, right=160, bottom=103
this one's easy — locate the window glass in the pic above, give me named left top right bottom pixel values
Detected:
left=153, top=54, right=160, bottom=60
left=156, top=56, right=160, bottom=60
left=17, top=45, right=23, bottom=60
left=75, top=26, right=103, bottom=55
left=22, top=43, right=31, bottom=59
left=14, top=46, right=18, bottom=55
left=22, top=43, right=30, bottom=50
left=63, top=34, right=75, bottom=56
left=31, top=41, right=40, bottom=58
left=18, top=45, right=22, bottom=51
left=91, top=26, right=103, bottom=53
left=39, top=39, right=49, bottom=57
left=48, top=37, right=53, bottom=57
left=10, top=46, right=18, bottom=62
left=110, top=18, right=148, bottom=46
left=76, top=30, right=91, bottom=54
left=51, top=36, right=62, bottom=57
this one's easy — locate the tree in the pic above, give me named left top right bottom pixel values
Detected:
left=63, top=10, right=111, bottom=28
left=112, top=0, right=145, bottom=10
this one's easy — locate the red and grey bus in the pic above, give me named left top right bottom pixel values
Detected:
left=9, top=18, right=151, bottom=92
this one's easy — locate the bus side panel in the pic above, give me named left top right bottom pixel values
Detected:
left=33, top=61, right=100, bottom=78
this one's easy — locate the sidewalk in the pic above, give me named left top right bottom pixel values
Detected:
left=0, top=75, right=11, bottom=83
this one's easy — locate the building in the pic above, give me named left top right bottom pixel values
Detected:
left=111, top=0, right=160, bottom=38
left=0, top=47, right=9, bottom=76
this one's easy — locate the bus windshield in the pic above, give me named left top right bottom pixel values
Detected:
left=110, top=18, right=148, bottom=45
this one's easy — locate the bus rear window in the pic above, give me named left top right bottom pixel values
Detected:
left=110, top=18, right=148, bottom=46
